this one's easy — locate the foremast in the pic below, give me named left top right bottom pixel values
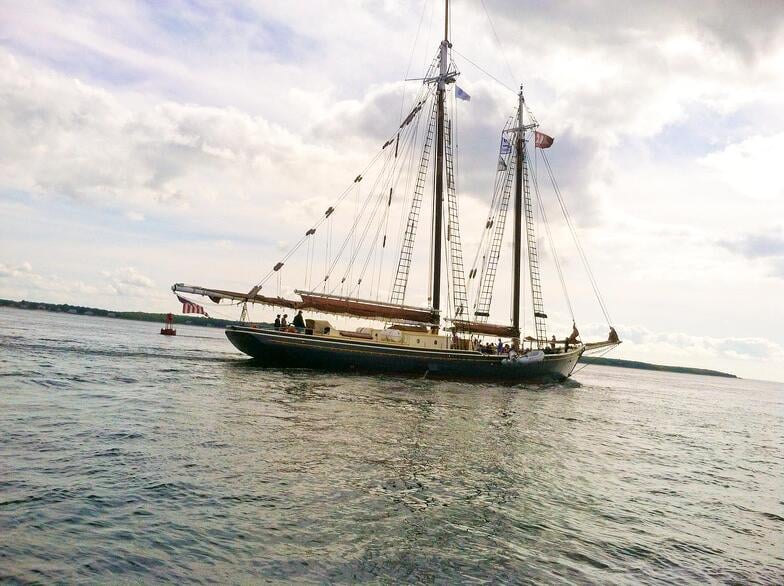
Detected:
left=510, top=88, right=547, bottom=347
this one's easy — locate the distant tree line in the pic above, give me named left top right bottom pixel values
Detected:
left=0, top=298, right=269, bottom=329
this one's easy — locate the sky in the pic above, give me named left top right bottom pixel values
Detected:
left=1, top=0, right=783, bottom=382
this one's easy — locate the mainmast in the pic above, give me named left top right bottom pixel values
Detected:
left=512, top=90, right=524, bottom=346
left=430, top=0, right=449, bottom=327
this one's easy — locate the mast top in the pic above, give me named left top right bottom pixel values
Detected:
left=444, top=0, right=449, bottom=42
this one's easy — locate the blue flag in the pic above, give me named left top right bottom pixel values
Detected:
left=500, top=136, right=512, bottom=155
left=455, top=86, right=471, bottom=101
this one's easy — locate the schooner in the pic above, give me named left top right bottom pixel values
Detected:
left=172, top=0, right=620, bottom=382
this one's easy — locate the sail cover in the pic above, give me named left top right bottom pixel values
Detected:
left=295, top=290, right=439, bottom=324
left=451, top=320, right=519, bottom=338
left=172, top=284, right=438, bottom=324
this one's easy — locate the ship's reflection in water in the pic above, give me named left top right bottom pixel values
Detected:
left=1, top=309, right=781, bottom=583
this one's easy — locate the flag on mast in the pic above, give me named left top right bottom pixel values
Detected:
left=535, top=131, right=554, bottom=149
left=177, top=294, right=209, bottom=317
left=499, top=136, right=512, bottom=155
left=455, top=86, right=471, bottom=101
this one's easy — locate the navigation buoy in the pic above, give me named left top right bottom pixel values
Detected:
left=160, top=312, right=176, bottom=336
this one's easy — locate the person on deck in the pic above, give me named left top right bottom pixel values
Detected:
left=550, top=335, right=557, bottom=350
left=281, top=314, right=288, bottom=329
left=292, top=310, right=306, bottom=333
left=566, top=323, right=580, bottom=349
left=274, top=314, right=281, bottom=330
left=497, top=338, right=504, bottom=354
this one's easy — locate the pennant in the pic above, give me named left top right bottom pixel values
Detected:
left=499, top=136, right=512, bottom=155
left=497, top=156, right=507, bottom=171
left=535, top=131, right=554, bottom=149
left=177, top=294, right=209, bottom=317
left=455, top=86, right=471, bottom=101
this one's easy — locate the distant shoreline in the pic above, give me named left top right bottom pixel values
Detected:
left=2, top=298, right=737, bottom=379
left=0, top=298, right=248, bottom=329
left=577, top=356, right=737, bottom=379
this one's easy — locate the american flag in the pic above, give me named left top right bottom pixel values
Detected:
left=177, top=295, right=209, bottom=317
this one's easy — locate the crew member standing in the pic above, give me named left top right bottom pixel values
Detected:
left=292, top=310, right=306, bottom=333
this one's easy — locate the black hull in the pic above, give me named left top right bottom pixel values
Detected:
left=225, top=326, right=582, bottom=383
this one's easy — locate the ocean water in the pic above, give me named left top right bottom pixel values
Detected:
left=1, top=307, right=782, bottom=584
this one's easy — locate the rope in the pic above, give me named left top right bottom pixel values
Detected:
left=571, top=343, right=618, bottom=376
left=530, top=145, right=574, bottom=322
left=399, top=0, right=429, bottom=122
left=451, top=48, right=517, bottom=95
left=541, top=151, right=613, bottom=326
left=479, top=0, right=517, bottom=86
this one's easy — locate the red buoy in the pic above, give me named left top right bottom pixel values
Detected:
left=160, top=312, right=176, bottom=336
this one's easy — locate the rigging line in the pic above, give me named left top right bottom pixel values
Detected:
left=467, top=111, right=516, bottom=278
left=252, top=85, right=436, bottom=292
left=348, top=192, right=390, bottom=298
left=530, top=144, right=574, bottom=322
left=252, top=144, right=390, bottom=290
left=325, top=151, right=398, bottom=287
left=450, top=48, right=517, bottom=94
left=375, top=114, right=421, bottom=293
left=541, top=151, right=613, bottom=325
left=571, top=343, right=618, bottom=376
left=387, top=86, right=433, bottom=281
left=479, top=0, right=517, bottom=86
left=332, top=110, right=422, bottom=295
left=399, top=0, right=430, bottom=122
left=334, top=167, right=393, bottom=291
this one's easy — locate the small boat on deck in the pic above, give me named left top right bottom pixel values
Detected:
left=171, top=0, right=620, bottom=382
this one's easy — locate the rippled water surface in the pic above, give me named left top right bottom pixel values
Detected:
left=1, top=307, right=782, bottom=584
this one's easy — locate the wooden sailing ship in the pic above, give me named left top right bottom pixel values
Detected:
left=172, top=0, right=620, bottom=382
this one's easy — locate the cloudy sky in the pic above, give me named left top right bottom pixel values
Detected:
left=1, top=0, right=783, bottom=381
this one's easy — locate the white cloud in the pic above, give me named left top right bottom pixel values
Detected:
left=102, top=267, right=155, bottom=294
left=0, top=261, right=33, bottom=278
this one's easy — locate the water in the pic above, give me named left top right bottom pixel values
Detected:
left=1, top=307, right=782, bottom=584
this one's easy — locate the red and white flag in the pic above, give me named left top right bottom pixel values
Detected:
left=535, top=131, right=554, bottom=149
left=177, top=295, right=209, bottom=317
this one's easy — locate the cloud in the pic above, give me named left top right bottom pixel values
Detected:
left=584, top=322, right=784, bottom=366
left=0, top=50, right=343, bottom=221
left=719, top=227, right=784, bottom=280
left=720, top=227, right=784, bottom=259
left=0, top=261, right=33, bottom=278
left=102, top=267, right=155, bottom=294
left=0, top=261, right=101, bottom=297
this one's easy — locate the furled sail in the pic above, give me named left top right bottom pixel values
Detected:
left=295, top=290, right=439, bottom=324
left=172, top=284, right=303, bottom=309
left=172, top=284, right=438, bottom=325
left=451, top=320, right=519, bottom=338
